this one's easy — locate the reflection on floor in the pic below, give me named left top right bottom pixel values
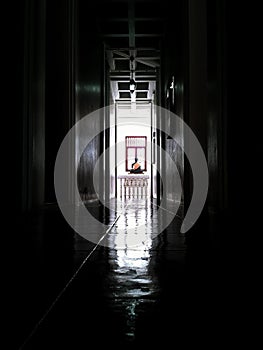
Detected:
left=10, top=199, right=224, bottom=349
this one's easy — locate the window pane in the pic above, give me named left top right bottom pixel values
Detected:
left=126, top=136, right=147, bottom=171
left=137, top=148, right=145, bottom=164
left=128, top=148, right=136, bottom=167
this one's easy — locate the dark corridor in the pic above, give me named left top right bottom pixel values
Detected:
left=5, top=0, right=261, bottom=349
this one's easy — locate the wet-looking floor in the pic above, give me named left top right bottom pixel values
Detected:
left=11, top=199, right=222, bottom=349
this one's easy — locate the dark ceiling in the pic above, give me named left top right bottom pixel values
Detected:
left=95, top=0, right=168, bottom=103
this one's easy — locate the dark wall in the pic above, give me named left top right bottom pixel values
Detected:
left=45, top=0, right=75, bottom=203
left=75, top=0, right=104, bottom=201
left=20, top=0, right=104, bottom=205
left=224, top=3, right=262, bottom=235
left=11, top=0, right=46, bottom=211
left=11, top=0, right=76, bottom=209
left=206, top=0, right=227, bottom=214
left=160, top=0, right=187, bottom=204
left=8, top=0, right=28, bottom=213
left=185, top=0, right=228, bottom=249
left=29, top=0, right=46, bottom=209
left=160, top=0, right=229, bottom=250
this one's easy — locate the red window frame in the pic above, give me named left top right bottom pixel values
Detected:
left=125, top=136, right=147, bottom=172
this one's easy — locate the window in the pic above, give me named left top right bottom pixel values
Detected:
left=125, top=136, right=147, bottom=172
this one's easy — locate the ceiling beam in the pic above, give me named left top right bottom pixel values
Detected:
left=116, top=98, right=152, bottom=101
left=114, top=56, right=160, bottom=60
left=129, top=49, right=137, bottom=72
left=118, top=90, right=149, bottom=92
left=128, top=0, right=135, bottom=48
left=112, top=50, right=130, bottom=59
left=110, top=71, right=156, bottom=74
left=113, top=50, right=159, bottom=68
left=110, top=70, right=156, bottom=73
left=110, top=76, right=156, bottom=80
left=133, top=56, right=160, bottom=60
left=135, top=58, right=160, bottom=68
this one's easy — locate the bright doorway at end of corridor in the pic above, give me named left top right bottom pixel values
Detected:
left=109, top=102, right=158, bottom=200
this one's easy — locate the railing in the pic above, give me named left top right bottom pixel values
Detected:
left=118, top=174, right=149, bottom=199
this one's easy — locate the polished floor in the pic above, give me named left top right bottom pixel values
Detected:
left=9, top=199, right=227, bottom=349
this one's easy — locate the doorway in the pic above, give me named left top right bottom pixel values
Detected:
left=115, top=102, right=152, bottom=199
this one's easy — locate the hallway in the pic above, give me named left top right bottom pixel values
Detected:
left=6, top=0, right=258, bottom=348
